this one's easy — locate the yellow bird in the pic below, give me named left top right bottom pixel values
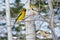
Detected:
left=30, top=4, right=38, bottom=12
left=15, top=8, right=26, bottom=23
left=30, top=4, right=35, bottom=10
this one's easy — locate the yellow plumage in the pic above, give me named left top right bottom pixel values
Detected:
left=15, top=8, right=26, bottom=23
left=30, top=4, right=34, bottom=9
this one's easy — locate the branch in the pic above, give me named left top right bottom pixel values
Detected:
left=19, top=19, right=49, bottom=23
left=32, top=9, right=49, bottom=23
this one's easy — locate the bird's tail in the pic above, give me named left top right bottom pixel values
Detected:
left=12, top=20, right=16, bottom=30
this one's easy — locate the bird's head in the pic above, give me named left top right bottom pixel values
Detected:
left=23, top=8, right=26, bottom=12
left=30, top=4, right=35, bottom=10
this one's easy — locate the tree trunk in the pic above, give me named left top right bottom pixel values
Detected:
left=5, top=0, right=12, bottom=40
left=48, top=0, right=57, bottom=40
left=25, top=0, right=35, bottom=40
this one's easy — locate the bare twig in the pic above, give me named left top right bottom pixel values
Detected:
left=19, top=19, right=48, bottom=23
left=32, top=9, right=49, bottom=23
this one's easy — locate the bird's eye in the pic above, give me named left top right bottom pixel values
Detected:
left=31, top=8, right=35, bottom=10
left=24, top=9, right=26, bottom=11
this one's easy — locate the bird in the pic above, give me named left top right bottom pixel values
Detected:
left=14, top=8, right=26, bottom=24
left=12, top=8, right=26, bottom=29
left=30, top=4, right=39, bottom=12
left=30, top=4, right=35, bottom=10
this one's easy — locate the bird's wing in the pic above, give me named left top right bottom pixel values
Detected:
left=15, top=11, right=22, bottom=23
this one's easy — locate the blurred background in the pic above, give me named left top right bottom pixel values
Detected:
left=0, top=0, right=60, bottom=40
